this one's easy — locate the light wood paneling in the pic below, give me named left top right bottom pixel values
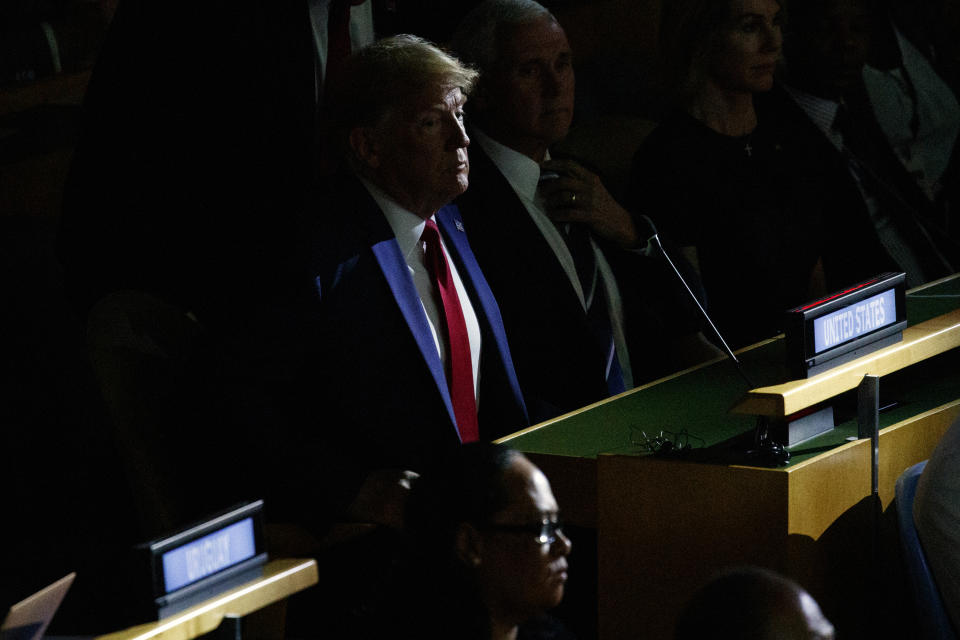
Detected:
left=94, top=558, right=318, bottom=640
left=588, top=400, right=959, bottom=640
left=731, top=309, right=960, bottom=417
left=786, top=439, right=872, bottom=540
left=878, top=400, right=960, bottom=507
left=597, top=456, right=789, bottom=640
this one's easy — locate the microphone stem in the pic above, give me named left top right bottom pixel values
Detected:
left=651, top=235, right=755, bottom=390
left=646, top=226, right=788, bottom=464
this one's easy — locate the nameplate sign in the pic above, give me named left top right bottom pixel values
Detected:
left=136, top=500, right=267, bottom=620
left=786, top=272, right=907, bottom=378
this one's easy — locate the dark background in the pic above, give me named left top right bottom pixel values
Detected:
left=0, top=0, right=664, bottom=633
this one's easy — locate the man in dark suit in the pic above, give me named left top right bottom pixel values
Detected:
left=449, top=0, right=718, bottom=421
left=56, top=0, right=449, bottom=325
left=780, top=0, right=959, bottom=288
left=273, top=34, right=528, bottom=531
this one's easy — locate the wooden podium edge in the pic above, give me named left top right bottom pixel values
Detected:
left=94, top=558, right=318, bottom=640
left=730, top=308, right=960, bottom=417
left=496, top=336, right=781, bottom=445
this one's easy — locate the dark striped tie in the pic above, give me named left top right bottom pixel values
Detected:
left=561, top=223, right=625, bottom=395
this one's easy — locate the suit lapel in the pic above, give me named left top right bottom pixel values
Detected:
left=359, top=197, right=460, bottom=433
left=436, top=204, right=528, bottom=426
left=471, top=144, right=590, bottom=312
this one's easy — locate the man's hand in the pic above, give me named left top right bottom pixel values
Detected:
left=345, top=469, right=421, bottom=530
left=540, top=158, right=640, bottom=249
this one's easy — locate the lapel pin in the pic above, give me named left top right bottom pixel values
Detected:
left=455, top=220, right=465, bottom=232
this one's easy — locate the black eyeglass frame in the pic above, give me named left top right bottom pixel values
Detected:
left=483, top=517, right=565, bottom=545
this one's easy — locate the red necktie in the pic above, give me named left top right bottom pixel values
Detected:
left=421, top=220, right=479, bottom=442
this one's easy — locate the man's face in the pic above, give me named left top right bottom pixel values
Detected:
left=478, top=16, right=575, bottom=160
left=707, top=0, right=783, bottom=94
left=783, top=0, right=871, bottom=98
left=367, top=86, right=470, bottom=218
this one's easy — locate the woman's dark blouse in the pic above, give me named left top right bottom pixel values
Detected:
left=630, top=88, right=889, bottom=348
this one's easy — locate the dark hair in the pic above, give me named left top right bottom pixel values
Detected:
left=374, top=443, right=523, bottom=640
left=674, top=566, right=817, bottom=640
left=449, top=0, right=556, bottom=73
left=405, top=442, right=522, bottom=556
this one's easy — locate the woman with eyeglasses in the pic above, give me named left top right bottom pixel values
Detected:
left=363, top=442, right=575, bottom=640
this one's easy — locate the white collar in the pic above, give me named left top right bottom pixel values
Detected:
left=782, top=84, right=841, bottom=138
left=361, top=178, right=433, bottom=261
left=472, top=127, right=548, bottom=203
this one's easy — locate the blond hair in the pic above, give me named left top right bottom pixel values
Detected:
left=327, top=34, right=478, bottom=142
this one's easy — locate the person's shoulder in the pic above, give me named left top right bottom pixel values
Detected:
left=754, top=83, right=813, bottom=129
left=517, top=614, right=578, bottom=640
left=921, top=418, right=960, bottom=482
left=632, top=108, right=718, bottom=175
left=303, top=173, right=383, bottom=241
left=636, top=109, right=702, bottom=147
left=630, top=108, right=714, bottom=200
left=296, top=174, right=389, bottom=291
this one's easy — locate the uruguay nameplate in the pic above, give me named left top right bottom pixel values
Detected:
left=135, top=500, right=268, bottom=619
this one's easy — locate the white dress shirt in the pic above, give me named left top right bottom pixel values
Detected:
left=363, top=179, right=482, bottom=403
left=472, top=128, right=633, bottom=388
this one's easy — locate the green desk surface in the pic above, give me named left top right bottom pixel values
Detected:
left=501, top=274, right=960, bottom=467
left=907, top=273, right=960, bottom=323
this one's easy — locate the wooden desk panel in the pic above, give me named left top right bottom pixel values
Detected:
left=94, top=559, right=318, bottom=640
left=597, top=456, right=789, bottom=640
left=591, top=399, right=960, bottom=640
left=877, top=400, right=960, bottom=508
left=504, top=276, right=960, bottom=639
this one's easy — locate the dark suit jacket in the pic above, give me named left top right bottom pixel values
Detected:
left=838, top=81, right=960, bottom=278
left=762, top=83, right=958, bottom=284
left=56, top=0, right=434, bottom=325
left=456, top=143, right=703, bottom=421
left=243, top=178, right=529, bottom=531
left=58, top=0, right=320, bottom=324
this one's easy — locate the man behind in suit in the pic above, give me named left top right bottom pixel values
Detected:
left=276, top=34, right=529, bottom=533
left=449, top=0, right=720, bottom=421
left=780, top=0, right=959, bottom=288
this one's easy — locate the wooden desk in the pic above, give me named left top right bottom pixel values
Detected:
left=731, top=313, right=960, bottom=417
left=94, top=559, right=318, bottom=640
left=500, top=275, right=960, bottom=640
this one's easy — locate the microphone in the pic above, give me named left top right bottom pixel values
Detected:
left=636, top=214, right=789, bottom=465
left=635, top=215, right=750, bottom=386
